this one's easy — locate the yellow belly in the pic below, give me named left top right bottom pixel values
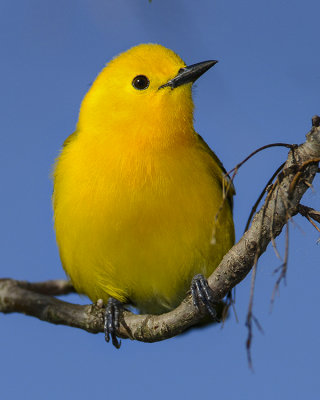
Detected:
left=53, top=133, right=234, bottom=314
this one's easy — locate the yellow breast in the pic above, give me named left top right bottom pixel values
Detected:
left=53, top=128, right=234, bottom=314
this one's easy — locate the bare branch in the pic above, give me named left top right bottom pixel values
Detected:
left=298, top=204, right=320, bottom=224
left=17, top=279, right=75, bottom=296
left=0, top=117, right=320, bottom=343
left=298, top=204, right=320, bottom=236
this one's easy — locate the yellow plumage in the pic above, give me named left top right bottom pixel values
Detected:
left=53, top=44, right=234, bottom=315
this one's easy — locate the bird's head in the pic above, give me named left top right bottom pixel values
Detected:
left=77, top=44, right=217, bottom=143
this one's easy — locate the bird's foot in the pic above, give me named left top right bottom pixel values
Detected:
left=104, top=297, right=122, bottom=349
left=191, top=274, right=218, bottom=321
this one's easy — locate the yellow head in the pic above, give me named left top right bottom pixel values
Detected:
left=77, top=44, right=217, bottom=146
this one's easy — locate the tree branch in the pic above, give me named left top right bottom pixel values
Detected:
left=1, top=117, right=319, bottom=342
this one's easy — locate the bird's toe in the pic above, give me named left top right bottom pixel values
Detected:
left=191, top=274, right=218, bottom=321
left=104, top=297, right=122, bottom=349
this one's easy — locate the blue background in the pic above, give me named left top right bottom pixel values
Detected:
left=1, top=1, right=319, bottom=399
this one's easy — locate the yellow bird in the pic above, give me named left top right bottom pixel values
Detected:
left=53, top=44, right=235, bottom=347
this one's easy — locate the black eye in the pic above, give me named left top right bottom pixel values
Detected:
left=132, top=75, right=150, bottom=90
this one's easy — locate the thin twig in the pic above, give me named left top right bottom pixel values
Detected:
left=244, top=162, right=286, bottom=233
left=306, top=215, right=320, bottom=233
left=298, top=204, right=320, bottom=239
left=270, top=222, right=290, bottom=309
left=245, top=258, right=258, bottom=370
left=270, top=186, right=282, bottom=260
left=298, top=204, right=320, bottom=224
left=227, top=143, right=295, bottom=177
left=245, top=185, right=274, bottom=368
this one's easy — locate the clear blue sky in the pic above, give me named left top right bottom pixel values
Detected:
left=1, top=1, right=319, bottom=399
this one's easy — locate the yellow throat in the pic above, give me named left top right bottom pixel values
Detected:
left=53, top=44, right=235, bottom=314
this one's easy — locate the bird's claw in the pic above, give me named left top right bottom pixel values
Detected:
left=104, top=297, right=122, bottom=349
left=191, top=274, right=218, bottom=320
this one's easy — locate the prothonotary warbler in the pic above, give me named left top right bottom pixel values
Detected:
left=53, top=44, right=235, bottom=347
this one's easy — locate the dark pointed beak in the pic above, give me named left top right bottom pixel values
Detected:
left=158, top=60, right=218, bottom=90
